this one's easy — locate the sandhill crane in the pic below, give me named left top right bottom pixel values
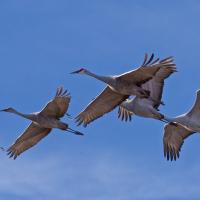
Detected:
left=71, top=54, right=176, bottom=127
left=1, top=87, right=83, bottom=159
left=163, top=90, right=200, bottom=161
left=118, top=57, right=176, bottom=122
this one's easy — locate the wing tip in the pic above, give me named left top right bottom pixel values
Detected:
left=56, top=86, right=71, bottom=98
left=7, top=149, right=18, bottom=160
left=142, top=53, right=158, bottom=66
left=118, top=106, right=132, bottom=122
left=75, top=115, right=88, bottom=127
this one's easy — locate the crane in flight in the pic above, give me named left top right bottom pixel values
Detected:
left=118, top=57, right=176, bottom=122
left=163, top=90, right=200, bottom=161
left=1, top=87, right=83, bottom=159
left=71, top=54, right=175, bottom=127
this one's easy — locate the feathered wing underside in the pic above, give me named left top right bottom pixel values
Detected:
left=7, top=123, right=52, bottom=159
left=187, top=90, right=200, bottom=119
left=118, top=102, right=134, bottom=121
left=163, top=123, right=194, bottom=161
left=118, top=56, right=176, bottom=122
left=40, top=87, right=71, bottom=119
left=75, top=87, right=129, bottom=127
left=141, top=58, right=176, bottom=108
left=117, top=53, right=175, bottom=85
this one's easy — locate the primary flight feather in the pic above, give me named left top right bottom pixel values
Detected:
left=1, top=87, right=83, bottom=159
left=73, top=53, right=175, bottom=127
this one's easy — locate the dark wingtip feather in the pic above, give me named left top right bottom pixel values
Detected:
left=142, top=53, right=148, bottom=66
left=151, top=57, right=160, bottom=65
left=160, top=56, right=174, bottom=63
left=128, top=114, right=132, bottom=121
left=145, top=53, right=154, bottom=65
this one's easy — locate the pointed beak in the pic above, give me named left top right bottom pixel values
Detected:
left=70, top=69, right=81, bottom=74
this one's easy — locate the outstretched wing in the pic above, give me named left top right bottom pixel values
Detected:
left=76, top=87, right=129, bottom=127
left=7, top=123, right=52, bottom=159
left=118, top=57, right=176, bottom=122
left=163, top=123, right=194, bottom=161
left=141, top=57, right=176, bottom=108
left=40, top=87, right=71, bottom=119
left=118, top=103, right=134, bottom=122
left=118, top=53, right=175, bottom=85
left=187, top=90, right=200, bottom=118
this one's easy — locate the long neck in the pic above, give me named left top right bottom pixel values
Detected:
left=85, top=70, right=115, bottom=85
left=11, top=109, right=37, bottom=121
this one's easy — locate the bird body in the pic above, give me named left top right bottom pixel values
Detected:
left=165, top=114, right=200, bottom=132
left=73, top=69, right=150, bottom=97
left=72, top=54, right=176, bottom=127
left=34, top=115, right=68, bottom=130
left=5, top=108, right=69, bottom=130
left=71, top=54, right=164, bottom=98
left=110, top=81, right=150, bottom=98
left=1, top=87, right=83, bottom=159
left=119, top=98, right=164, bottom=121
left=1, top=106, right=70, bottom=131
left=118, top=59, right=177, bottom=122
left=163, top=90, right=200, bottom=161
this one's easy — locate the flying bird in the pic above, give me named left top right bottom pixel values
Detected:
left=118, top=57, right=176, bottom=122
left=163, top=90, right=200, bottom=161
left=1, top=87, right=83, bottom=159
left=72, top=54, right=175, bottom=127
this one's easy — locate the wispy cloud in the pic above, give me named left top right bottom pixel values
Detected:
left=0, top=152, right=200, bottom=200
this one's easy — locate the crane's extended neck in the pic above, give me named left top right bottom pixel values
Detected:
left=84, top=70, right=115, bottom=85
left=4, top=108, right=37, bottom=121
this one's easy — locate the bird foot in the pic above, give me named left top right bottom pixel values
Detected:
left=74, top=131, right=84, bottom=136
left=67, top=127, right=84, bottom=136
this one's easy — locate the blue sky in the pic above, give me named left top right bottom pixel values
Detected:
left=0, top=0, right=200, bottom=199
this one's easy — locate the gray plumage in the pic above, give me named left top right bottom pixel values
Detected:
left=1, top=87, right=83, bottom=159
left=72, top=54, right=176, bottom=127
left=163, top=90, right=200, bottom=161
left=118, top=57, right=176, bottom=122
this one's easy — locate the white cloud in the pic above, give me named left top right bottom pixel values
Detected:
left=0, top=151, right=200, bottom=200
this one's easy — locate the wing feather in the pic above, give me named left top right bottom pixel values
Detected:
left=118, top=54, right=175, bottom=84
left=118, top=57, right=176, bottom=121
left=163, top=123, right=194, bottom=161
left=76, top=87, right=129, bottom=127
left=118, top=104, right=133, bottom=122
left=7, top=123, right=52, bottom=159
left=141, top=60, right=176, bottom=108
left=40, top=87, right=71, bottom=119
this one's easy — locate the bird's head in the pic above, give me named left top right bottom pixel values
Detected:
left=70, top=68, right=88, bottom=74
left=0, top=107, right=16, bottom=113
